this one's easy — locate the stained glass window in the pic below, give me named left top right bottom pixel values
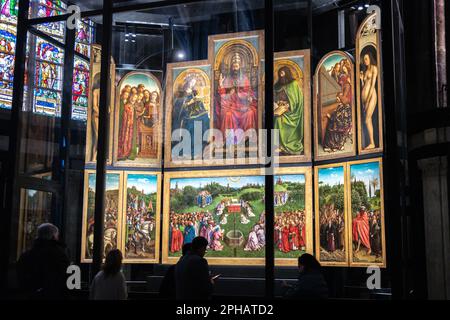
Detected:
left=0, top=0, right=95, bottom=117
left=75, top=19, right=94, bottom=58
left=0, top=0, right=17, bottom=109
left=33, top=0, right=66, bottom=41
left=33, top=36, right=63, bottom=116
left=0, top=0, right=18, bottom=24
left=72, top=57, right=89, bottom=120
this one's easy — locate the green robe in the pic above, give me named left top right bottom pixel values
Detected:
left=274, top=80, right=304, bottom=154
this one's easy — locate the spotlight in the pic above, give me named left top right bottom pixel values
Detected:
left=358, top=6, right=364, bottom=11
left=365, top=4, right=370, bottom=8
left=176, top=51, right=185, bottom=60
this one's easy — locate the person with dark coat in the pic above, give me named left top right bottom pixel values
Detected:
left=175, top=236, right=214, bottom=300
left=159, top=243, right=191, bottom=299
left=284, top=253, right=329, bottom=300
left=17, top=223, right=70, bottom=300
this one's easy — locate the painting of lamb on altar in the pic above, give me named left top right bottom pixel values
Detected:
left=162, top=169, right=266, bottom=265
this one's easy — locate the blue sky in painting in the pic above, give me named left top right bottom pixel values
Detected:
left=350, top=161, right=380, bottom=193
left=318, top=166, right=344, bottom=186
left=88, top=173, right=120, bottom=191
left=275, top=174, right=305, bottom=184
left=127, top=174, right=157, bottom=194
left=171, top=175, right=265, bottom=189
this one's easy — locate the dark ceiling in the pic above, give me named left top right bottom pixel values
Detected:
left=69, top=0, right=346, bottom=14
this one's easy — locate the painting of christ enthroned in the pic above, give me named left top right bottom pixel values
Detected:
left=208, top=31, right=264, bottom=162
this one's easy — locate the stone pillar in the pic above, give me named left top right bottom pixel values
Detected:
left=418, top=156, right=450, bottom=299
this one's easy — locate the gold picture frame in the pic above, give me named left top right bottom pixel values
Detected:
left=356, top=12, right=384, bottom=155
left=274, top=50, right=312, bottom=164
left=112, top=71, right=163, bottom=168
left=164, top=60, right=212, bottom=168
left=347, top=157, right=386, bottom=268
left=208, top=30, right=265, bottom=166
left=313, top=50, right=357, bottom=161
left=274, top=166, right=313, bottom=267
left=81, top=170, right=124, bottom=263
left=162, top=168, right=267, bottom=266
left=121, top=171, right=162, bottom=264
left=85, top=44, right=116, bottom=165
left=314, top=162, right=350, bottom=266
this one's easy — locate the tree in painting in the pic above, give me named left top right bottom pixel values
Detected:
left=168, top=175, right=266, bottom=259
left=85, top=173, right=119, bottom=260
left=124, top=174, right=158, bottom=260
left=274, top=175, right=307, bottom=258
left=350, top=161, right=383, bottom=263
left=317, top=166, right=346, bottom=263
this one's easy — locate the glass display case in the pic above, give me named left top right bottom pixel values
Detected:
left=2, top=0, right=409, bottom=299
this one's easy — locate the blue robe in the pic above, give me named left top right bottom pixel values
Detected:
left=184, top=225, right=196, bottom=244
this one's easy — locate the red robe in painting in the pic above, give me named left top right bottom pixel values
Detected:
left=117, top=101, right=134, bottom=159
left=352, top=211, right=371, bottom=250
left=170, top=227, right=184, bottom=253
left=281, top=226, right=290, bottom=253
left=289, top=225, right=299, bottom=250
left=216, top=72, right=258, bottom=138
left=298, top=225, right=306, bottom=248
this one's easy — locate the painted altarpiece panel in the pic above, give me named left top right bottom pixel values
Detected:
left=85, top=45, right=116, bottom=165
left=347, top=158, right=386, bottom=267
left=122, top=171, right=161, bottom=263
left=313, top=51, right=356, bottom=161
left=356, top=12, right=384, bottom=155
left=274, top=166, right=313, bottom=266
left=208, top=31, right=264, bottom=165
left=274, top=50, right=311, bottom=163
left=315, top=163, right=350, bottom=266
left=113, top=71, right=163, bottom=168
left=81, top=170, right=123, bottom=263
left=164, top=60, right=212, bottom=167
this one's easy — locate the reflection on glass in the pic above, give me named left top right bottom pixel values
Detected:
left=19, top=188, right=53, bottom=255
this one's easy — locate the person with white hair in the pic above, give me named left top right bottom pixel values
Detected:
left=17, top=223, right=70, bottom=299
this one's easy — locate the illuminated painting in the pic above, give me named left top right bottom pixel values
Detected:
left=348, top=158, right=385, bottom=267
left=357, top=12, right=383, bottom=154
left=274, top=50, right=311, bottom=163
left=81, top=170, right=122, bottom=262
left=113, top=71, right=162, bottom=167
left=315, top=164, right=349, bottom=266
left=122, top=172, right=161, bottom=263
left=208, top=31, right=264, bottom=161
left=163, top=169, right=266, bottom=265
left=274, top=167, right=313, bottom=266
left=164, top=60, right=211, bottom=167
left=313, top=51, right=356, bottom=161
left=85, top=45, right=115, bottom=164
